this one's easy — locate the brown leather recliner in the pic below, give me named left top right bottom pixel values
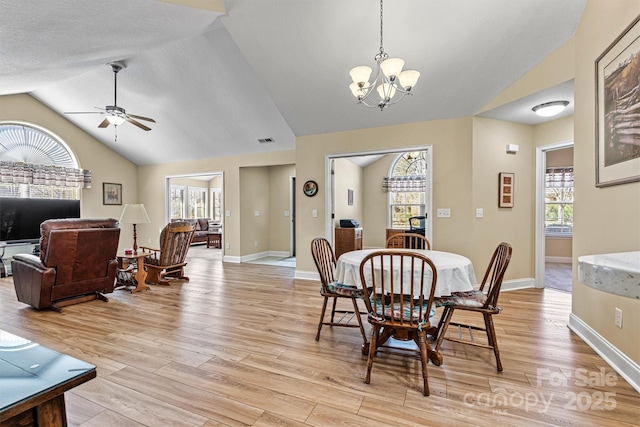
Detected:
left=11, top=218, right=120, bottom=311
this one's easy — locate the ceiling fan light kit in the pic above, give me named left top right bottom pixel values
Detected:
left=64, top=61, right=156, bottom=133
left=348, top=0, right=420, bottom=111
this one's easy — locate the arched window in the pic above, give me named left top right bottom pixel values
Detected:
left=384, top=151, right=428, bottom=228
left=0, top=123, right=90, bottom=199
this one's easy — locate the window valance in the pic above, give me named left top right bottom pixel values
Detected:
left=545, top=167, right=573, bottom=188
left=382, top=176, right=426, bottom=192
left=0, top=161, right=91, bottom=188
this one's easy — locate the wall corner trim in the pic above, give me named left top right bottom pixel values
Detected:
left=568, top=313, right=640, bottom=393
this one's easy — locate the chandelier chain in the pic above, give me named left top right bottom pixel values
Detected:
left=379, top=0, right=384, bottom=54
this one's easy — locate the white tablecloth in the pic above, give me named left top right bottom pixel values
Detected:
left=335, top=248, right=477, bottom=297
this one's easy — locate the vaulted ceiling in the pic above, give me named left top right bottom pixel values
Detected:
left=0, top=0, right=587, bottom=166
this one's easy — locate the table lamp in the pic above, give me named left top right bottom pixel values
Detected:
left=119, top=204, right=151, bottom=253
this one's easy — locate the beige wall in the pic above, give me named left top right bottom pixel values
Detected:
left=546, top=238, right=572, bottom=259
left=334, top=158, right=364, bottom=229
left=299, top=118, right=480, bottom=271
left=0, top=94, right=138, bottom=249
left=240, top=167, right=270, bottom=256
left=471, top=118, right=536, bottom=278
left=136, top=150, right=295, bottom=257
left=363, top=154, right=395, bottom=248
left=268, top=164, right=295, bottom=253
left=572, top=0, right=640, bottom=363
left=546, top=146, right=573, bottom=167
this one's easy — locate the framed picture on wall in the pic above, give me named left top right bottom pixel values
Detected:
left=596, top=14, right=640, bottom=187
left=348, top=189, right=354, bottom=206
left=498, top=172, right=514, bottom=208
left=103, top=182, right=122, bottom=205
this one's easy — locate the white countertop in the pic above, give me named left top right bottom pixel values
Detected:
left=577, top=251, right=640, bottom=299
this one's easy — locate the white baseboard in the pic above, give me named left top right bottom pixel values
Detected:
left=568, top=313, right=640, bottom=393
left=501, top=277, right=535, bottom=291
left=240, top=251, right=270, bottom=262
left=546, top=256, right=572, bottom=264
left=268, top=250, right=291, bottom=258
left=239, top=250, right=291, bottom=263
left=222, top=255, right=241, bottom=263
left=295, top=270, right=318, bottom=281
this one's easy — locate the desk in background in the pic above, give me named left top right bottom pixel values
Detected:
left=334, top=227, right=362, bottom=259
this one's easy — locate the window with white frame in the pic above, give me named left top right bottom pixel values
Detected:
left=384, top=151, right=427, bottom=228
left=545, top=167, right=573, bottom=236
left=210, top=188, right=222, bottom=221
left=170, top=185, right=185, bottom=219
left=188, top=186, right=207, bottom=218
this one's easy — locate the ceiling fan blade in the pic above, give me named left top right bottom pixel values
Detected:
left=126, top=117, right=152, bottom=131
left=98, top=118, right=110, bottom=128
left=128, top=114, right=156, bottom=123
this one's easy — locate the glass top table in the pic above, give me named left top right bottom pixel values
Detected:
left=0, top=330, right=96, bottom=425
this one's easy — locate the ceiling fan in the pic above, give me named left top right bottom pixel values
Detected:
left=65, top=62, right=156, bottom=131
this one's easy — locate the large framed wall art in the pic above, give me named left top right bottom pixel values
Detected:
left=596, top=14, right=640, bottom=187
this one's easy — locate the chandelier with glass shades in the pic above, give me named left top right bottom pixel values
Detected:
left=348, top=0, right=420, bottom=110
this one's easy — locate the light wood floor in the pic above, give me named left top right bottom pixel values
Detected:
left=1, top=251, right=638, bottom=426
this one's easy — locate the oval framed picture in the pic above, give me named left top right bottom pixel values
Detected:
left=303, top=180, right=318, bottom=197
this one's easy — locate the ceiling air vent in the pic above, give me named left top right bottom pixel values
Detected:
left=258, top=137, right=275, bottom=144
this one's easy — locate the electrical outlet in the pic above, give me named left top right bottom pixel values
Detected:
left=614, top=308, right=622, bottom=328
left=225, top=243, right=230, bottom=249
left=312, top=209, right=318, bottom=218
left=254, top=210, right=260, bottom=216
left=254, top=241, right=258, bottom=247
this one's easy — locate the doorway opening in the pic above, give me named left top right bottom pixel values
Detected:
left=326, top=146, right=432, bottom=250
left=165, top=172, right=224, bottom=256
left=535, top=141, right=573, bottom=292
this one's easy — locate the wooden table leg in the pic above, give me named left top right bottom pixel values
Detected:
left=131, top=258, right=150, bottom=294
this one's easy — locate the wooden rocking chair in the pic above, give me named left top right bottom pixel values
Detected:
left=140, top=221, right=195, bottom=286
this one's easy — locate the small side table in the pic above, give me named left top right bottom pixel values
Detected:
left=206, top=232, right=222, bottom=248
left=116, top=251, right=150, bottom=293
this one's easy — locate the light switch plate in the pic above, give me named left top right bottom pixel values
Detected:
left=437, top=208, right=451, bottom=218
left=476, top=208, right=484, bottom=218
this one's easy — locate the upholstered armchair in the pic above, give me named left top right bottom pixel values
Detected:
left=11, top=218, right=120, bottom=311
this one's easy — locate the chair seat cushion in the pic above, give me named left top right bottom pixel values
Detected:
left=434, top=290, right=487, bottom=308
left=324, top=282, right=364, bottom=297
left=371, top=296, right=435, bottom=322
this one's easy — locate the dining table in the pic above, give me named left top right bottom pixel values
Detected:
left=335, top=248, right=478, bottom=364
left=335, top=248, right=477, bottom=297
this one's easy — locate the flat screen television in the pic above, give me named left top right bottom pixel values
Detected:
left=0, top=198, right=81, bottom=244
